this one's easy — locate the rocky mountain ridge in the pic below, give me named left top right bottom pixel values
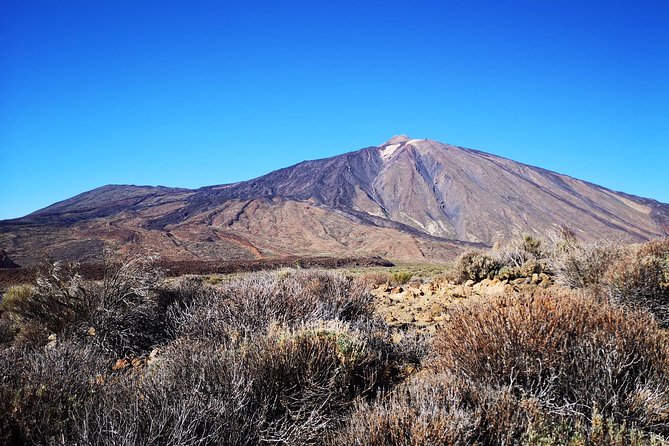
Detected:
left=2, top=136, right=667, bottom=265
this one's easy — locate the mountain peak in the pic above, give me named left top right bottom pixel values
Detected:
left=378, top=135, right=413, bottom=161
left=2, top=136, right=668, bottom=266
left=383, top=135, right=411, bottom=146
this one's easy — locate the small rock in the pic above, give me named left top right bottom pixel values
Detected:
left=148, top=348, right=160, bottom=364
left=46, top=334, right=57, bottom=350
left=113, top=359, right=130, bottom=371
left=87, top=327, right=96, bottom=336
left=465, top=280, right=475, bottom=287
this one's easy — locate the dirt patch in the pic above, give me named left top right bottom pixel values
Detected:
left=373, top=276, right=556, bottom=333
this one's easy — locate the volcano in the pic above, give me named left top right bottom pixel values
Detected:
left=2, top=136, right=667, bottom=265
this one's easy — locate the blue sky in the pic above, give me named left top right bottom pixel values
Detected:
left=1, top=0, right=667, bottom=219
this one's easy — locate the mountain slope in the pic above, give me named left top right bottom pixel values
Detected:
left=1, top=136, right=667, bottom=265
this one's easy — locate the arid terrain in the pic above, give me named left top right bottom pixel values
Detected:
left=2, top=236, right=669, bottom=445
left=2, top=136, right=667, bottom=266
left=2, top=135, right=668, bottom=446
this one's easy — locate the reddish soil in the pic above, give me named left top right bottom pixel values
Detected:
left=0, top=256, right=394, bottom=291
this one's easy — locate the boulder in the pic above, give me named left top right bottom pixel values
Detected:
left=0, top=249, right=20, bottom=268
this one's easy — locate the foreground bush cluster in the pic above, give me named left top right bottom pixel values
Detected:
left=1, top=238, right=669, bottom=445
left=0, top=261, right=414, bottom=445
left=455, top=237, right=669, bottom=327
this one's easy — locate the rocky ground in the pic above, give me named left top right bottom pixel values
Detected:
left=372, top=273, right=554, bottom=332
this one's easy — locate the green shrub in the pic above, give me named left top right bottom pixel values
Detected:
left=389, top=271, right=412, bottom=287
left=453, top=251, right=501, bottom=283
left=0, top=284, right=34, bottom=312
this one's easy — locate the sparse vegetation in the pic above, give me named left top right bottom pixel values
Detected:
left=453, top=235, right=552, bottom=284
left=334, top=291, right=669, bottom=445
left=552, top=241, right=624, bottom=289
left=452, top=250, right=501, bottom=282
left=389, top=271, right=412, bottom=287
left=604, top=239, right=669, bottom=327
left=3, top=238, right=669, bottom=445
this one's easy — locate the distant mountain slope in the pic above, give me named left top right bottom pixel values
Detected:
left=2, top=136, right=667, bottom=265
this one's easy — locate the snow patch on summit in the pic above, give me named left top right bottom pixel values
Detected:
left=380, top=143, right=401, bottom=161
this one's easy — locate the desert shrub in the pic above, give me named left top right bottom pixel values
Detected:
left=353, top=272, right=389, bottom=289
left=1, top=284, right=34, bottom=310
left=493, top=234, right=545, bottom=268
left=604, top=239, right=669, bottom=327
left=335, top=291, right=669, bottom=445
left=392, top=328, right=432, bottom=369
left=157, top=277, right=217, bottom=338
left=1, top=274, right=78, bottom=335
left=0, top=340, right=108, bottom=445
left=517, top=258, right=547, bottom=277
left=329, top=373, right=479, bottom=445
left=75, top=321, right=400, bottom=446
left=0, top=293, right=19, bottom=345
left=552, top=241, right=624, bottom=289
left=389, top=271, right=412, bottom=287
left=2, top=258, right=168, bottom=356
left=173, top=270, right=378, bottom=343
left=334, top=373, right=665, bottom=446
left=433, top=291, right=669, bottom=437
left=452, top=251, right=501, bottom=283
left=525, top=408, right=667, bottom=446
left=330, top=372, right=557, bottom=446
left=0, top=316, right=16, bottom=346
left=496, top=259, right=550, bottom=281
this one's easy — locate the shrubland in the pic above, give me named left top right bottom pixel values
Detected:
left=1, top=237, right=669, bottom=445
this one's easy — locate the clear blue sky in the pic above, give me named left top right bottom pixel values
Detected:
left=1, top=0, right=667, bottom=220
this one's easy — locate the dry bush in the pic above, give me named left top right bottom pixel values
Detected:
left=157, top=277, right=218, bottom=338
left=330, top=372, right=561, bottom=446
left=75, top=321, right=399, bottom=446
left=329, top=373, right=479, bottom=446
left=353, top=272, right=389, bottom=290
left=1, top=258, right=168, bottom=355
left=0, top=267, right=414, bottom=446
left=493, top=234, right=545, bottom=268
left=334, top=373, right=663, bottom=446
left=0, top=340, right=108, bottom=445
left=173, top=270, right=378, bottom=343
left=433, top=291, right=669, bottom=436
left=552, top=241, right=624, bottom=289
left=0, top=311, right=17, bottom=346
left=604, top=239, right=669, bottom=326
left=332, top=291, right=669, bottom=445
left=452, top=251, right=501, bottom=283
